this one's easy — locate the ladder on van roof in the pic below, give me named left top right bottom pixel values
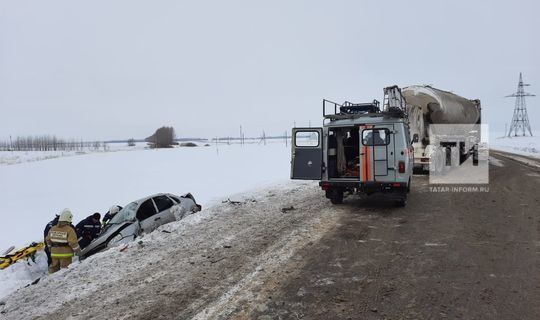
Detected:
left=382, top=85, right=408, bottom=120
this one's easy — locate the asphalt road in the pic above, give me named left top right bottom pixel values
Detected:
left=237, top=152, right=540, bottom=320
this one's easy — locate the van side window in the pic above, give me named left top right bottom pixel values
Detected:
left=362, top=129, right=390, bottom=146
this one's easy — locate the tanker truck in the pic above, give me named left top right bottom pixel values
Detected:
left=401, top=86, right=481, bottom=172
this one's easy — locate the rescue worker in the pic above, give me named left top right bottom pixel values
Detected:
left=102, top=205, right=122, bottom=225
left=43, top=214, right=59, bottom=266
left=45, top=209, right=81, bottom=274
left=75, top=213, right=102, bottom=249
left=43, top=215, right=75, bottom=266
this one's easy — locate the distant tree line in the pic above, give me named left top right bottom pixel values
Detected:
left=0, top=135, right=107, bottom=152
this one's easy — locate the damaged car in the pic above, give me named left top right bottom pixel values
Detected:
left=81, top=193, right=201, bottom=258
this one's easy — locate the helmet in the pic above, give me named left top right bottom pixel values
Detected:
left=109, top=205, right=120, bottom=214
left=59, top=208, right=73, bottom=223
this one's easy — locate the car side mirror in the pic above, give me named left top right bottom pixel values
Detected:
left=412, top=134, right=419, bottom=143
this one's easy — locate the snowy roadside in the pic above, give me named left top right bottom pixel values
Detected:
left=0, top=180, right=333, bottom=320
left=490, top=132, right=540, bottom=159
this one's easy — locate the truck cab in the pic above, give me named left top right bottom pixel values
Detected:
left=291, top=86, right=413, bottom=206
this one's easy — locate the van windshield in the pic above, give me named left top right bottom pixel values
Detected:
left=108, top=202, right=137, bottom=225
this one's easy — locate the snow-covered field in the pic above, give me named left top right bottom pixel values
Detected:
left=0, top=141, right=292, bottom=300
left=490, top=131, right=540, bottom=158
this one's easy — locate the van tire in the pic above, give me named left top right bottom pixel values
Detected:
left=330, top=189, right=344, bottom=204
left=395, top=193, right=407, bottom=207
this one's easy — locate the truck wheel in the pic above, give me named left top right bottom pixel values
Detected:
left=330, top=189, right=343, bottom=204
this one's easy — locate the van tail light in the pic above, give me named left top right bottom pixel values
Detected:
left=398, top=161, right=405, bottom=173
left=321, top=181, right=331, bottom=190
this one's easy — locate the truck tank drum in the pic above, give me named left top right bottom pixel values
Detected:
left=402, top=86, right=480, bottom=124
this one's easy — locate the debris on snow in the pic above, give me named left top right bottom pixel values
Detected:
left=281, top=206, right=296, bottom=213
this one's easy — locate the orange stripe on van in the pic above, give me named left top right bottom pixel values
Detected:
left=363, top=144, right=367, bottom=182
left=360, top=126, right=365, bottom=182
left=366, top=125, right=373, bottom=182
left=366, top=141, right=371, bottom=181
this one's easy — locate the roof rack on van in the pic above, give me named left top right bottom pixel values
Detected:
left=323, top=85, right=409, bottom=121
left=323, top=99, right=381, bottom=120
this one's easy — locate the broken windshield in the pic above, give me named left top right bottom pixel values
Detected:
left=108, top=202, right=137, bottom=225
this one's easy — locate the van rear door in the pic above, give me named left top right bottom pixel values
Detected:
left=360, top=125, right=396, bottom=182
left=291, top=128, right=323, bottom=180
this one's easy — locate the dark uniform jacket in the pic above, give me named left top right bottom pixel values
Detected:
left=76, top=216, right=102, bottom=249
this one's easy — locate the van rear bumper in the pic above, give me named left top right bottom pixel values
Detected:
left=319, top=180, right=408, bottom=193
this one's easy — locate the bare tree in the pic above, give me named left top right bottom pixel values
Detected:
left=145, top=126, right=176, bottom=148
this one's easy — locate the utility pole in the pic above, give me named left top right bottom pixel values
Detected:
left=506, top=72, right=534, bottom=137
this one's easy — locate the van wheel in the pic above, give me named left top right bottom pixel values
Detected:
left=395, top=193, right=407, bottom=207
left=330, top=189, right=343, bottom=204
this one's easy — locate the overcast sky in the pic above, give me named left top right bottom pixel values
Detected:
left=1, top=0, right=538, bottom=141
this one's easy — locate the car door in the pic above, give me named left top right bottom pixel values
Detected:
left=152, top=195, right=176, bottom=225
left=136, top=198, right=159, bottom=233
left=291, top=128, right=323, bottom=180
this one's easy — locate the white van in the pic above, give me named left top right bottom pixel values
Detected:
left=291, top=87, right=413, bottom=206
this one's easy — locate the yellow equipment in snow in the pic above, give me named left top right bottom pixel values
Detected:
left=0, top=242, right=45, bottom=270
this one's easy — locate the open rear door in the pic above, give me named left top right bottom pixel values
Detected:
left=291, top=128, right=323, bottom=180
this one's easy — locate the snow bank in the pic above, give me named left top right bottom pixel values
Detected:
left=0, top=252, right=48, bottom=300
left=490, top=131, right=540, bottom=159
left=0, top=181, right=321, bottom=319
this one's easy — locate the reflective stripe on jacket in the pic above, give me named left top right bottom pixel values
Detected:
left=45, top=222, right=80, bottom=256
left=51, top=252, right=74, bottom=258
